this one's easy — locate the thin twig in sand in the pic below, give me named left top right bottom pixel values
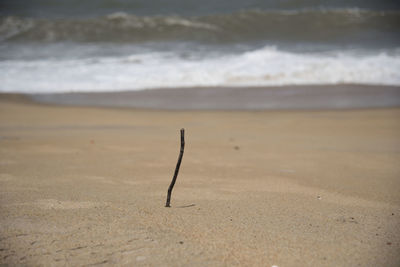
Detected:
left=165, top=128, right=185, bottom=207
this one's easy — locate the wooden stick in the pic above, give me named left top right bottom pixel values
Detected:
left=165, top=128, right=185, bottom=207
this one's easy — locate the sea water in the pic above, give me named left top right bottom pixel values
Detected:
left=0, top=0, right=399, bottom=93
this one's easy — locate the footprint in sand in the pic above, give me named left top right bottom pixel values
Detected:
left=34, top=199, right=100, bottom=209
left=0, top=160, right=16, bottom=166
left=84, top=175, right=116, bottom=184
left=31, top=145, right=80, bottom=154
left=0, top=173, right=14, bottom=181
left=280, top=169, right=295, bottom=173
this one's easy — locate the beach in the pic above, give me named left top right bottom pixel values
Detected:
left=1, top=91, right=399, bottom=266
left=1, top=1, right=400, bottom=265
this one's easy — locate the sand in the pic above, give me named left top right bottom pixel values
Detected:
left=0, top=93, right=400, bottom=266
left=32, top=84, right=400, bottom=110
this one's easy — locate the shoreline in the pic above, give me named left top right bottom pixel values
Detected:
left=8, top=83, right=400, bottom=110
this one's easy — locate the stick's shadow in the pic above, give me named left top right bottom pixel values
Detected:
left=176, top=204, right=196, bottom=208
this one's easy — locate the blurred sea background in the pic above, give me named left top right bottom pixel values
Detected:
left=0, top=0, right=399, bottom=93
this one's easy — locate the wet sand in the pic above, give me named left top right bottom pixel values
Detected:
left=0, top=91, right=400, bottom=266
left=32, top=84, right=400, bottom=110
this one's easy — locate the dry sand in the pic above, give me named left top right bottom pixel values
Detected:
left=0, top=94, right=399, bottom=266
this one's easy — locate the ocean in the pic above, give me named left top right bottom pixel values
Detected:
left=0, top=0, right=400, bottom=93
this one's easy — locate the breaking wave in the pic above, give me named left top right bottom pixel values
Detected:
left=1, top=46, right=399, bottom=93
left=1, top=9, right=399, bottom=44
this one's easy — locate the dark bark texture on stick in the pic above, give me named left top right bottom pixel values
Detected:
left=165, top=128, right=185, bottom=207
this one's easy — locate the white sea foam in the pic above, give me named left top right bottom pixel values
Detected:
left=0, top=46, right=399, bottom=93
left=0, top=17, right=34, bottom=42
